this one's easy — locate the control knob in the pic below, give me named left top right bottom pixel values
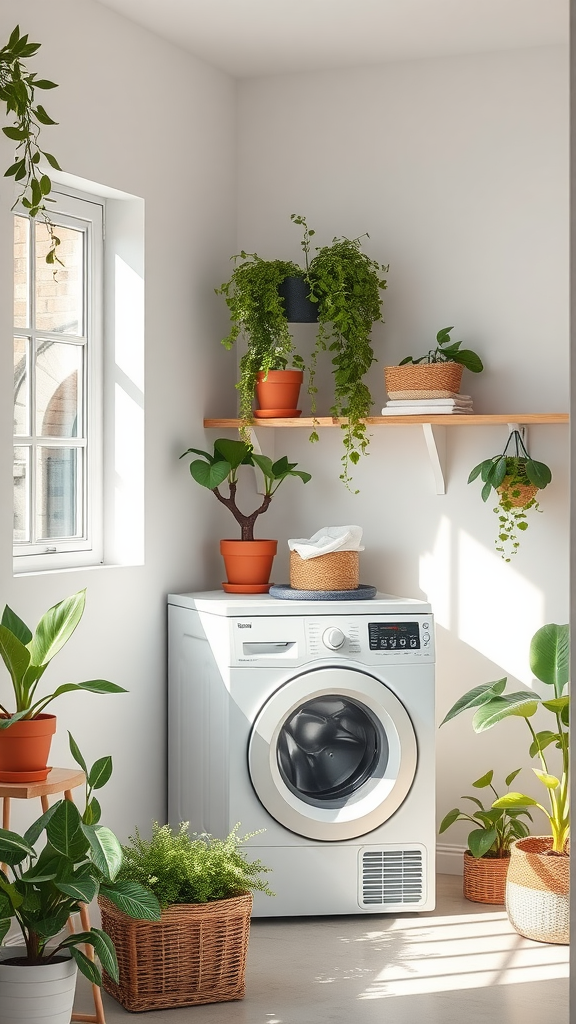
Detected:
left=323, top=627, right=346, bottom=650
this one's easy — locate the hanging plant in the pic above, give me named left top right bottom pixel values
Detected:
left=468, top=430, right=552, bottom=561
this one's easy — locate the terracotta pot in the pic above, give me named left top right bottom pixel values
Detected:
left=0, top=714, right=56, bottom=782
left=506, top=836, right=570, bottom=944
left=220, top=540, right=278, bottom=593
left=384, top=362, right=464, bottom=399
left=255, top=370, right=303, bottom=416
left=463, top=850, right=510, bottom=905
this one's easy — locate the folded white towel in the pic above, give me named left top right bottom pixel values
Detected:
left=381, top=406, right=473, bottom=415
left=386, top=396, right=472, bottom=407
left=288, top=525, right=364, bottom=561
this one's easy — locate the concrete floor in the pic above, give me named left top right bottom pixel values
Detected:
left=75, top=875, right=569, bottom=1024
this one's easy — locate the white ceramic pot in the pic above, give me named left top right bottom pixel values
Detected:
left=0, top=947, right=77, bottom=1024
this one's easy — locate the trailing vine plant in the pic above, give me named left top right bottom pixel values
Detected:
left=468, top=430, right=552, bottom=561
left=1, top=25, right=62, bottom=267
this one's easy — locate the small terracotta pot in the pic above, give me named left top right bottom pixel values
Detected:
left=0, top=714, right=57, bottom=782
left=255, top=370, right=303, bottom=415
left=220, top=539, right=278, bottom=592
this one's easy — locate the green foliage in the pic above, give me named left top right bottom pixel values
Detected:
left=468, top=430, right=552, bottom=561
left=439, top=768, right=532, bottom=858
left=180, top=438, right=310, bottom=541
left=399, top=326, right=483, bottom=373
left=0, top=737, right=160, bottom=977
left=0, top=590, right=126, bottom=724
left=440, top=624, right=569, bottom=853
left=216, top=254, right=304, bottom=423
left=118, top=822, right=273, bottom=907
left=0, top=26, right=62, bottom=265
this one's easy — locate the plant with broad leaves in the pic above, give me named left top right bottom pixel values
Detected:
left=1, top=25, right=62, bottom=266
left=468, top=429, right=551, bottom=561
left=399, top=326, right=483, bottom=372
left=0, top=734, right=160, bottom=978
left=180, top=438, right=311, bottom=541
left=439, top=769, right=532, bottom=858
left=440, top=623, right=569, bottom=854
left=0, top=589, right=126, bottom=728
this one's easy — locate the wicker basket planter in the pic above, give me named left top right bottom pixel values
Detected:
left=463, top=851, right=510, bottom=905
left=289, top=550, right=359, bottom=591
left=505, top=837, right=569, bottom=944
left=497, top=477, right=540, bottom=508
left=384, top=362, right=464, bottom=400
left=99, top=893, right=253, bottom=1011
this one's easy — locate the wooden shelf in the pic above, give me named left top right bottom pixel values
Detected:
left=204, top=413, right=568, bottom=428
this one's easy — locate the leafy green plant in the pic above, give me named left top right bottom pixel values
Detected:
left=216, top=254, right=305, bottom=423
left=1, top=25, right=62, bottom=266
left=399, top=326, right=483, bottom=372
left=440, top=623, right=569, bottom=854
left=0, top=734, right=160, bottom=977
left=468, top=430, right=552, bottom=561
left=0, top=590, right=126, bottom=727
left=439, top=769, right=532, bottom=858
left=180, top=437, right=311, bottom=541
left=118, top=821, right=273, bottom=907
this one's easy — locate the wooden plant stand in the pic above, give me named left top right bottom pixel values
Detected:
left=0, top=767, right=106, bottom=1024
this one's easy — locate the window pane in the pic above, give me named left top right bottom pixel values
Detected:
left=35, top=222, right=84, bottom=335
left=14, top=216, right=29, bottom=328
left=14, top=337, right=29, bottom=436
left=36, top=446, right=83, bottom=540
left=13, top=446, right=30, bottom=543
left=36, top=341, right=82, bottom=438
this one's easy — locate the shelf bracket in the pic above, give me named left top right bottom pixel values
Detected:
left=246, top=426, right=275, bottom=495
left=507, top=422, right=527, bottom=446
left=422, top=424, right=446, bottom=495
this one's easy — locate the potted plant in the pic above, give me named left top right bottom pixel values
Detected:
left=0, top=590, right=126, bottom=782
left=468, top=429, right=552, bottom=561
left=1, top=25, right=63, bottom=267
left=440, top=622, right=569, bottom=943
left=180, top=437, right=311, bottom=592
left=0, top=735, right=160, bottom=1024
left=439, top=769, right=532, bottom=904
left=99, top=820, right=272, bottom=1011
left=384, top=326, right=483, bottom=400
left=216, top=254, right=307, bottom=422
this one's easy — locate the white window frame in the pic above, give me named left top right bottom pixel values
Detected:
left=13, top=187, right=104, bottom=573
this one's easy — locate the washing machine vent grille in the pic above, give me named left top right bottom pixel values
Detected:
left=361, top=848, right=424, bottom=906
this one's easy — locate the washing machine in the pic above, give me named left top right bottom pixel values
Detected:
left=168, top=591, right=435, bottom=916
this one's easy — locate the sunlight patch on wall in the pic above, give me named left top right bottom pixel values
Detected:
left=457, top=531, right=543, bottom=683
left=419, top=516, right=451, bottom=629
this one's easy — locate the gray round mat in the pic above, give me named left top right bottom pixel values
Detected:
left=269, top=584, right=377, bottom=601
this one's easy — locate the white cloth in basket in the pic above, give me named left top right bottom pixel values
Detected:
left=288, top=526, right=364, bottom=561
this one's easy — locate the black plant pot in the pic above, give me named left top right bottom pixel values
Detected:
left=278, top=276, right=318, bottom=323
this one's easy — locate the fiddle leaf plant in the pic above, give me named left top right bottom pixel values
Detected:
left=439, top=769, right=532, bottom=858
left=440, top=623, right=569, bottom=854
left=0, top=589, right=126, bottom=727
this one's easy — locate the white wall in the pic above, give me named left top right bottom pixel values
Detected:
left=235, top=47, right=569, bottom=857
left=0, top=0, right=237, bottom=836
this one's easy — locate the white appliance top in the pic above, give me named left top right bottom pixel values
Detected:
left=167, top=590, right=431, bottom=617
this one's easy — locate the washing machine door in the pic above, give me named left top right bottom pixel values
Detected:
left=248, top=666, right=417, bottom=842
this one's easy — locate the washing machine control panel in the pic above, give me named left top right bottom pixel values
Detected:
left=306, top=615, right=433, bottom=661
left=368, top=621, right=421, bottom=651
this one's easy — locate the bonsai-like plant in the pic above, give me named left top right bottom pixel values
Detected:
left=398, top=326, right=483, bottom=372
left=0, top=589, right=125, bottom=727
left=1, top=25, right=62, bottom=266
left=439, top=769, right=531, bottom=858
left=118, top=821, right=273, bottom=906
left=468, top=429, right=552, bottom=561
left=0, top=734, right=160, bottom=977
left=216, top=254, right=305, bottom=424
left=180, top=437, right=311, bottom=541
left=441, top=622, right=569, bottom=854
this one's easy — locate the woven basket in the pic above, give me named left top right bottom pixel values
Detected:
left=289, top=550, right=359, bottom=591
left=463, top=851, right=510, bottom=905
left=384, top=362, right=463, bottom=399
left=505, top=837, right=570, bottom=944
left=98, top=893, right=253, bottom=1011
left=497, top=477, right=539, bottom=508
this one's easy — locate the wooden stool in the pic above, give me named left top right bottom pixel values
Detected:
left=0, top=767, right=106, bottom=1024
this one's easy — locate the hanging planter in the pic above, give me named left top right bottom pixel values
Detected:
left=468, top=430, right=552, bottom=561
left=277, top=276, right=318, bottom=323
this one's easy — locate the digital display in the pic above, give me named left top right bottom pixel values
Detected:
left=368, top=621, right=420, bottom=651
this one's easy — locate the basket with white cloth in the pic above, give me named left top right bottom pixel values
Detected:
left=288, top=526, right=364, bottom=591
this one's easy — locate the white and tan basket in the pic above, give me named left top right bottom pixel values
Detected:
left=289, top=550, right=359, bottom=591
left=505, top=837, right=570, bottom=944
